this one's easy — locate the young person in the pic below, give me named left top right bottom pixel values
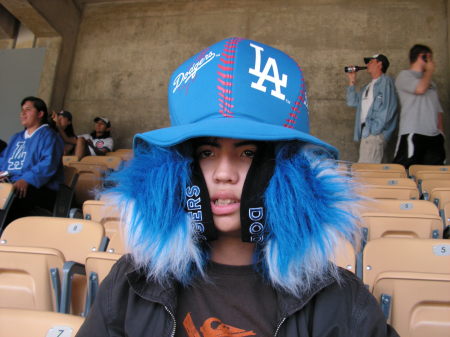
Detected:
left=52, top=110, right=77, bottom=155
left=0, top=96, right=64, bottom=224
left=75, top=117, right=113, bottom=159
left=76, top=38, right=398, bottom=337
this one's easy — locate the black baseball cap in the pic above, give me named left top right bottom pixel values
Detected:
left=58, top=110, right=72, bottom=121
left=364, top=54, right=390, bottom=73
left=94, top=117, right=111, bottom=128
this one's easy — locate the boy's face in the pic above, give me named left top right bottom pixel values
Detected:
left=94, top=120, right=108, bottom=135
left=196, top=137, right=257, bottom=237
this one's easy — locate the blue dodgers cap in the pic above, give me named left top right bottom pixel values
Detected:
left=135, top=37, right=338, bottom=158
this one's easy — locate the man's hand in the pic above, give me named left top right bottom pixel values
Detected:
left=13, top=179, right=29, bottom=199
left=424, top=58, right=435, bottom=74
left=347, top=70, right=356, bottom=86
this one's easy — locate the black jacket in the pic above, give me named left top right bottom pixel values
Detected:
left=76, top=255, right=399, bottom=337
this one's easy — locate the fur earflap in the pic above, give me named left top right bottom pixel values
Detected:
left=261, top=142, right=360, bottom=296
left=106, top=143, right=206, bottom=285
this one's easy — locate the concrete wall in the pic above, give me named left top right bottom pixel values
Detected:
left=7, top=0, right=450, bottom=161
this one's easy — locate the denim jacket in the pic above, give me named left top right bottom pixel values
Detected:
left=346, top=74, right=398, bottom=142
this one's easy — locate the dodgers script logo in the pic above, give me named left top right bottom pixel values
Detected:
left=7, top=141, right=26, bottom=171
left=249, top=43, right=288, bottom=100
left=172, top=50, right=220, bottom=94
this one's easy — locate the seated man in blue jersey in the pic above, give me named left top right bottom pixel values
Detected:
left=0, top=96, right=64, bottom=225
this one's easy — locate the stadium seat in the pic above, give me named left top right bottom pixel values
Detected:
left=408, top=164, right=450, bottom=180
left=363, top=238, right=450, bottom=337
left=80, top=155, right=123, bottom=171
left=420, top=179, right=450, bottom=200
left=429, top=187, right=450, bottom=230
left=0, top=183, right=15, bottom=234
left=0, top=216, right=105, bottom=314
left=351, top=163, right=407, bottom=178
left=332, top=239, right=356, bottom=274
left=53, top=166, right=79, bottom=217
left=69, top=162, right=109, bottom=207
left=0, top=307, right=84, bottom=337
left=106, top=149, right=133, bottom=161
left=360, top=200, right=442, bottom=241
left=84, top=251, right=122, bottom=314
left=62, top=155, right=79, bottom=166
left=355, top=177, right=419, bottom=199
left=414, top=171, right=450, bottom=197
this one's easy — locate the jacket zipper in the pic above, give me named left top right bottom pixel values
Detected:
left=164, top=305, right=176, bottom=337
left=274, top=317, right=286, bottom=337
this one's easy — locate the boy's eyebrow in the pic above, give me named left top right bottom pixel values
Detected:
left=234, top=140, right=258, bottom=148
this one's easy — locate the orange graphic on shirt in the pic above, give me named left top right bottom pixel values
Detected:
left=183, top=312, right=256, bottom=337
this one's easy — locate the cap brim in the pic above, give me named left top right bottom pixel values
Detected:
left=363, top=57, right=372, bottom=64
left=134, top=116, right=338, bottom=159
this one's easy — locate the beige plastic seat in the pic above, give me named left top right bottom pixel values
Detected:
left=69, top=162, right=108, bottom=207
left=359, top=199, right=440, bottom=216
left=360, top=200, right=442, bottom=240
left=106, top=150, right=133, bottom=161
left=331, top=239, right=356, bottom=274
left=420, top=179, right=450, bottom=200
left=363, top=238, right=450, bottom=337
left=53, top=166, right=79, bottom=217
left=82, top=199, right=121, bottom=223
left=0, top=183, right=15, bottom=233
left=429, top=187, right=450, bottom=228
left=80, top=155, right=123, bottom=171
left=84, top=251, right=122, bottom=314
left=355, top=177, right=419, bottom=199
left=0, top=307, right=84, bottom=337
left=409, top=164, right=450, bottom=179
left=0, top=216, right=105, bottom=314
left=415, top=171, right=450, bottom=183
left=351, top=163, right=407, bottom=179
left=62, top=155, right=79, bottom=166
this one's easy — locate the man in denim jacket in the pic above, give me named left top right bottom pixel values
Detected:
left=346, top=54, right=398, bottom=163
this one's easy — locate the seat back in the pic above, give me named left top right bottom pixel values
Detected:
left=352, top=163, right=407, bottom=178
left=82, top=200, right=121, bottom=223
left=1, top=216, right=105, bottom=264
left=69, top=162, right=108, bottom=206
left=359, top=199, right=439, bottom=216
left=409, top=164, right=450, bottom=179
left=331, top=239, right=356, bottom=273
left=84, top=251, right=122, bottom=314
left=0, top=183, right=15, bottom=234
left=363, top=238, right=450, bottom=337
left=0, top=245, right=65, bottom=311
left=355, top=177, right=419, bottom=199
left=0, top=307, right=85, bottom=337
left=62, top=155, right=79, bottom=166
left=360, top=200, right=442, bottom=240
left=106, top=150, right=133, bottom=161
left=429, top=188, right=450, bottom=229
left=53, top=166, right=79, bottom=217
left=421, top=179, right=450, bottom=200
left=81, top=155, right=123, bottom=170
left=415, top=171, right=450, bottom=183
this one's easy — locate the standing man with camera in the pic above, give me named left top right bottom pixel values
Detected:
left=393, top=44, right=445, bottom=168
left=346, top=54, right=398, bottom=163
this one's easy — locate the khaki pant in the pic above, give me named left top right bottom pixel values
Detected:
left=358, top=134, right=384, bottom=163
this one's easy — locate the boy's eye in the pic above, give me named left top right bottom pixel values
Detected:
left=197, top=149, right=213, bottom=159
left=242, top=149, right=256, bottom=158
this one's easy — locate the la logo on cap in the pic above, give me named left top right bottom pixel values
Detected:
left=248, top=43, right=288, bottom=101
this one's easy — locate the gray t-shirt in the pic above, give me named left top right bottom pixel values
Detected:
left=395, top=70, right=443, bottom=136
